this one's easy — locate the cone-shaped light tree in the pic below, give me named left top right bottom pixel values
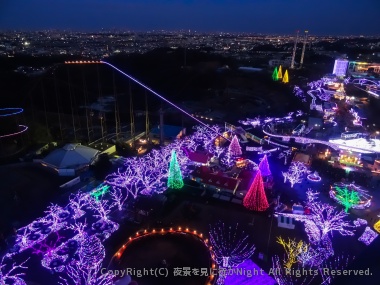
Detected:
left=243, top=170, right=269, bottom=211
left=272, top=67, right=279, bottom=81
left=80, top=234, right=105, bottom=269
left=167, top=150, right=184, bottom=189
left=229, top=135, right=242, bottom=157
left=259, top=154, right=271, bottom=177
left=282, top=70, right=289, bottom=83
left=278, top=65, right=283, bottom=79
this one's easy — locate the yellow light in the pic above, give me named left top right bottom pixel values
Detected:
left=129, top=237, right=132, bottom=240
left=144, top=229, right=147, bottom=233
left=178, top=227, right=182, bottom=231
left=161, top=228, right=164, bottom=232
left=152, top=229, right=156, bottom=233
left=194, top=230, right=197, bottom=234
left=374, top=220, right=380, bottom=233
left=170, top=228, right=173, bottom=231
left=136, top=232, right=139, bottom=236
left=186, top=228, right=189, bottom=232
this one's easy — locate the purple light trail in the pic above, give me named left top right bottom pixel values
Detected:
left=100, top=61, right=229, bottom=141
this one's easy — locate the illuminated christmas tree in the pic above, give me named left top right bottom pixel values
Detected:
left=229, top=135, right=242, bottom=157
left=282, top=70, right=289, bottom=83
left=259, top=154, right=271, bottom=177
left=272, top=67, right=279, bottom=81
left=243, top=170, right=269, bottom=211
left=335, top=186, right=360, bottom=213
left=80, top=234, right=105, bottom=269
left=167, top=150, right=184, bottom=189
left=278, top=65, right=283, bottom=79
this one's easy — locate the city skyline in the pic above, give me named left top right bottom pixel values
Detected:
left=1, top=0, right=380, bottom=35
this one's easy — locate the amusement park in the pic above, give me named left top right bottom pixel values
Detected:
left=1, top=28, right=380, bottom=285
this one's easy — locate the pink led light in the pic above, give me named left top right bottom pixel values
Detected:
left=0, top=125, right=28, bottom=138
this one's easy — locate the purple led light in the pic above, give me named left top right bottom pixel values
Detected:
left=100, top=61, right=228, bottom=141
left=224, top=259, right=276, bottom=285
left=358, top=227, right=378, bottom=245
left=0, top=125, right=28, bottom=138
left=307, top=171, right=321, bottom=182
left=0, top=257, right=29, bottom=285
left=277, top=190, right=356, bottom=245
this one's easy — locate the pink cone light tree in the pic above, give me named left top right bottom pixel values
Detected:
left=243, top=170, right=269, bottom=211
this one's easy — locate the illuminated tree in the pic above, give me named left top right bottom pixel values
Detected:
left=259, top=154, right=271, bottom=176
left=0, top=257, right=29, bottom=285
left=110, top=187, right=128, bottom=211
left=278, top=190, right=356, bottom=248
left=191, top=124, right=222, bottom=153
left=90, top=185, right=110, bottom=201
left=282, top=70, right=289, bottom=83
left=272, top=67, right=279, bottom=81
left=278, top=65, right=283, bottom=79
left=243, top=170, right=269, bottom=211
left=278, top=149, right=292, bottom=165
left=318, top=254, right=355, bottom=285
left=308, top=197, right=356, bottom=240
left=228, top=135, right=242, bottom=157
left=209, top=222, right=255, bottom=285
left=209, top=222, right=255, bottom=267
left=282, top=161, right=308, bottom=188
left=80, top=235, right=105, bottom=270
left=271, top=256, right=317, bottom=285
left=58, top=262, right=114, bottom=285
left=167, top=150, right=184, bottom=189
left=334, top=186, right=360, bottom=212
left=68, top=192, right=90, bottom=219
left=220, top=150, right=235, bottom=169
left=276, top=237, right=308, bottom=269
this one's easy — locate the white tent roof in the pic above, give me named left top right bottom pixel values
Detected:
left=42, top=143, right=99, bottom=169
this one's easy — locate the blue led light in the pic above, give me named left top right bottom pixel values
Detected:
left=0, top=108, right=24, bottom=117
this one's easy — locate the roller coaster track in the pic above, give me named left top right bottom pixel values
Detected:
left=351, top=78, right=380, bottom=87
left=262, top=125, right=380, bottom=153
left=65, top=60, right=227, bottom=141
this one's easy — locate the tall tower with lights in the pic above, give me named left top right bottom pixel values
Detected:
left=299, top=30, right=308, bottom=68
left=290, top=31, right=299, bottom=69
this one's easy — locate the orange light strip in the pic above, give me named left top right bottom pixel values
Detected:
left=113, top=227, right=217, bottom=284
left=64, top=60, right=101, bottom=64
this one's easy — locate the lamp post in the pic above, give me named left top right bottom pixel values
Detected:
left=376, top=131, right=379, bottom=139
left=266, top=213, right=274, bottom=261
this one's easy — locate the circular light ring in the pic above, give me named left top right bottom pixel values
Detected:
left=0, top=125, right=28, bottom=138
left=307, top=172, right=321, bottom=182
left=329, top=182, right=372, bottom=209
left=0, top=108, right=24, bottom=117
left=112, top=227, right=217, bottom=284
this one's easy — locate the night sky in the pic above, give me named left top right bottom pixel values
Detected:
left=0, top=0, right=379, bottom=35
